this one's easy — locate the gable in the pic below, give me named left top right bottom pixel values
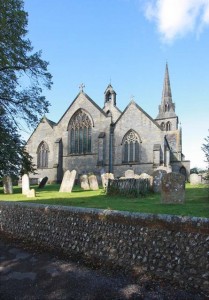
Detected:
left=115, top=101, right=162, bottom=131
left=27, top=117, right=55, bottom=144
left=57, top=92, right=107, bottom=129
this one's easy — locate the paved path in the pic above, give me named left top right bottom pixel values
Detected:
left=0, top=236, right=207, bottom=300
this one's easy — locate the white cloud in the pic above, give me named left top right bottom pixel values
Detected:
left=143, top=0, right=209, bottom=43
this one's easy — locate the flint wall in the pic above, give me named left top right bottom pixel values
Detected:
left=0, top=202, right=208, bottom=292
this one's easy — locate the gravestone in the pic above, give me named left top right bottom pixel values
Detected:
left=161, top=172, right=185, bottom=204
left=190, top=173, right=202, bottom=185
left=59, top=170, right=77, bottom=193
left=139, top=173, right=153, bottom=189
left=101, top=173, right=114, bottom=189
left=152, top=169, right=167, bottom=193
left=27, top=189, right=36, bottom=197
left=22, top=174, right=30, bottom=195
left=88, top=175, right=99, bottom=190
left=18, top=178, right=22, bottom=187
left=3, top=176, right=13, bottom=194
left=125, top=169, right=135, bottom=178
left=38, top=176, right=48, bottom=188
left=80, top=174, right=90, bottom=190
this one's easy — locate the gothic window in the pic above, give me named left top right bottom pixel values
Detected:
left=37, top=141, right=49, bottom=168
left=166, top=121, right=171, bottom=131
left=161, top=122, right=165, bottom=130
left=122, top=130, right=140, bottom=163
left=68, top=109, right=92, bottom=154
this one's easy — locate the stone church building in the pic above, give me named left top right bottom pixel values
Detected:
left=26, top=64, right=190, bottom=183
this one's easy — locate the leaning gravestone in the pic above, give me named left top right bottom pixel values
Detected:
left=59, top=170, right=77, bottom=193
left=161, top=173, right=185, bottom=204
left=3, top=176, right=13, bottom=194
left=80, top=174, right=90, bottom=190
left=22, top=174, right=30, bottom=195
left=152, top=169, right=167, bottom=193
left=190, top=173, right=202, bottom=185
left=88, top=175, right=99, bottom=190
left=125, top=169, right=135, bottom=178
left=38, top=176, right=48, bottom=188
left=101, top=173, right=114, bottom=189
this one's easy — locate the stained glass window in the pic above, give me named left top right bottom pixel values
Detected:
left=37, top=141, right=49, bottom=168
left=69, top=110, right=92, bottom=154
left=123, top=130, right=140, bottom=163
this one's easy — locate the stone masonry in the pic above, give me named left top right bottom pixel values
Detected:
left=26, top=64, right=190, bottom=183
left=0, top=202, right=208, bottom=293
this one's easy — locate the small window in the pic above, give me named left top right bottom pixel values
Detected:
left=166, top=121, right=171, bottom=131
left=161, top=122, right=165, bottom=130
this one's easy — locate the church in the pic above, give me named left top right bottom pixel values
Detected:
left=26, top=64, right=190, bottom=183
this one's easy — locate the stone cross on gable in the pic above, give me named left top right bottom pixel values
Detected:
left=130, top=95, right=135, bottom=102
left=79, top=83, right=85, bottom=92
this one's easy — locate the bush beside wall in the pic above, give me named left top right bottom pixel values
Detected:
left=0, top=201, right=208, bottom=292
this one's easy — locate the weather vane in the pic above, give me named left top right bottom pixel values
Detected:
left=79, top=83, right=85, bottom=92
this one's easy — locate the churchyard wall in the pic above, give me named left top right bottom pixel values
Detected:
left=0, top=202, right=208, bottom=292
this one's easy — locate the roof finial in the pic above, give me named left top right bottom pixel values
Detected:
left=130, top=95, right=135, bottom=103
left=79, top=83, right=85, bottom=92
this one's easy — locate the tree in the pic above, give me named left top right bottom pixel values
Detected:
left=0, top=0, right=52, bottom=176
left=0, top=112, right=36, bottom=177
left=202, top=132, right=209, bottom=180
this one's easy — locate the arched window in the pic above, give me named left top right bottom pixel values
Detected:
left=161, top=122, right=165, bottom=130
left=37, top=141, right=49, bottom=168
left=69, top=109, right=92, bottom=154
left=166, top=121, right=171, bottom=131
left=122, top=130, right=140, bottom=163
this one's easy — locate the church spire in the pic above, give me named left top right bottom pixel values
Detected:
left=162, top=62, right=172, bottom=103
left=156, top=63, right=176, bottom=120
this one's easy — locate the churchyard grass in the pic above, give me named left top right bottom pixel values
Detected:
left=0, top=183, right=208, bottom=218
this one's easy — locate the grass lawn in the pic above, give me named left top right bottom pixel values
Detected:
left=0, top=183, right=208, bottom=218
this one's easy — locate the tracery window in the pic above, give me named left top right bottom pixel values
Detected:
left=122, top=130, right=140, bottom=163
left=37, top=141, right=49, bottom=168
left=69, top=109, right=92, bottom=154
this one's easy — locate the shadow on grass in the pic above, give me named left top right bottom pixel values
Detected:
left=0, top=183, right=208, bottom=218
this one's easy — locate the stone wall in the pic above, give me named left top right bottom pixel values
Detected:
left=0, top=202, right=208, bottom=292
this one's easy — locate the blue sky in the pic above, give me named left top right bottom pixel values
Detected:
left=24, top=0, right=209, bottom=169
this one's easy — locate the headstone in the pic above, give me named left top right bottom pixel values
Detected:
left=152, top=169, right=167, bottom=193
left=88, top=175, right=99, bottom=190
left=125, top=169, right=135, bottom=178
left=38, top=176, right=48, bottom=188
left=139, top=173, right=153, bottom=189
left=3, top=176, right=13, bottom=194
left=161, top=173, right=185, bottom=204
left=22, top=174, right=30, bottom=195
left=80, top=174, right=90, bottom=190
left=190, top=173, right=202, bottom=185
left=59, top=170, right=77, bottom=193
left=27, top=189, right=36, bottom=198
left=101, top=173, right=114, bottom=189
left=18, top=178, right=22, bottom=187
